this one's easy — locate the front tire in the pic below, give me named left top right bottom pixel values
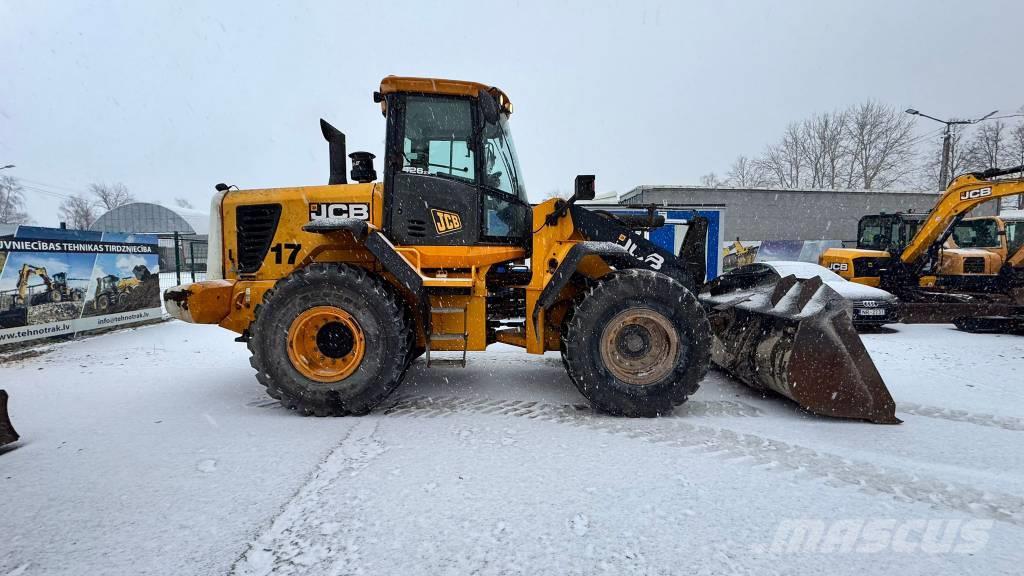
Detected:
left=563, top=269, right=711, bottom=417
left=248, top=263, right=412, bottom=416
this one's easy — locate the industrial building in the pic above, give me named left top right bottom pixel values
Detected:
left=620, top=185, right=998, bottom=242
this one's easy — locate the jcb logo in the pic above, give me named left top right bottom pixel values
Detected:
left=959, top=187, right=992, bottom=201
left=828, top=262, right=849, bottom=272
left=309, top=202, right=370, bottom=221
left=431, top=209, right=463, bottom=235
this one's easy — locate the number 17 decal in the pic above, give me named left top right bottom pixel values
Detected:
left=270, top=243, right=302, bottom=265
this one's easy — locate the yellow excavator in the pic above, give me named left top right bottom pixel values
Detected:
left=163, top=75, right=897, bottom=423
left=820, top=166, right=1024, bottom=329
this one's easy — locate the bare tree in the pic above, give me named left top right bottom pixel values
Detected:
left=966, top=120, right=1014, bottom=171
left=800, top=111, right=849, bottom=189
left=90, top=182, right=135, bottom=211
left=59, top=194, right=99, bottom=229
left=1009, top=120, right=1024, bottom=169
left=844, top=101, right=916, bottom=189
left=0, top=175, right=32, bottom=225
left=174, top=197, right=195, bottom=210
left=700, top=172, right=721, bottom=188
left=725, top=155, right=766, bottom=187
left=543, top=189, right=569, bottom=200
left=756, top=122, right=805, bottom=188
left=1001, top=120, right=1024, bottom=210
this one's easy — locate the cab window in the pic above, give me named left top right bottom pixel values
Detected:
left=481, top=114, right=525, bottom=201
left=401, top=96, right=475, bottom=182
left=952, top=219, right=1000, bottom=248
left=1007, top=221, right=1024, bottom=254
left=858, top=216, right=885, bottom=250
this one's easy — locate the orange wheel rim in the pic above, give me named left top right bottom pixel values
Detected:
left=287, top=306, right=365, bottom=383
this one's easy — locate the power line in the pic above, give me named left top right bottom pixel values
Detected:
left=17, top=178, right=89, bottom=196
left=908, top=126, right=946, bottom=146
left=20, top=184, right=74, bottom=200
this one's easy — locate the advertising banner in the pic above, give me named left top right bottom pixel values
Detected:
left=0, top=225, right=162, bottom=345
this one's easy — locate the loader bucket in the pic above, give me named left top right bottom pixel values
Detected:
left=701, top=275, right=900, bottom=424
left=0, top=390, right=19, bottom=448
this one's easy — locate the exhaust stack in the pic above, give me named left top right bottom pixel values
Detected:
left=320, top=118, right=347, bottom=185
left=702, top=275, right=900, bottom=424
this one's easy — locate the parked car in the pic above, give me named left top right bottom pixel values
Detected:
left=707, top=261, right=900, bottom=327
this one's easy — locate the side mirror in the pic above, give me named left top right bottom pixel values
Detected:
left=544, top=174, right=597, bottom=227
left=479, top=90, right=500, bottom=124
left=574, top=175, right=596, bottom=201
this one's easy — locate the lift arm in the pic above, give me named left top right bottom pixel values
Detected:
left=901, top=166, right=1024, bottom=266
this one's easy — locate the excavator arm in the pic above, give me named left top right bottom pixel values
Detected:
left=16, top=264, right=51, bottom=304
left=901, top=166, right=1024, bottom=267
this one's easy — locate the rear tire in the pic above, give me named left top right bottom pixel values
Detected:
left=248, top=263, right=412, bottom=416
left=563, top=269, right=710, bottom=417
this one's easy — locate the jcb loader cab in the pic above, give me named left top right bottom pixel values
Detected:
left=165, top=76, right=896, bottom=422
left=950, top=215, right=1024, bottom=274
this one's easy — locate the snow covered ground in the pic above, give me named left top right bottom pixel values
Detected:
left=1, top=321, right=1022, bottom=575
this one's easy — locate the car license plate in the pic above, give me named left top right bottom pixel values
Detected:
left=857, top=308, right=886, bottom=316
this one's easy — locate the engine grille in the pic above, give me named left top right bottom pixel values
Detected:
left=406, top=218, right=428, bottom=238
left=963, top=257, right=986, bottom=274
left=236, top=204, right=282, bottom=273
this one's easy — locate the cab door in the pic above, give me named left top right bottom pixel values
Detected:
left=384, top=94, right=482, bottom=246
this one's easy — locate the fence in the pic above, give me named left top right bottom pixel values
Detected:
left=158, top=233, right=208, bottom=290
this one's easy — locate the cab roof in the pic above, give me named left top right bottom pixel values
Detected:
left=378, top=76, right=513, bottom=114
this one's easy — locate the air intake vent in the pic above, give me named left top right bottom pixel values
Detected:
left=407, top=219, right=428, bottom=238
left=236, top=204, right=282, bottom=273
left=963, top=257, right=985, bottom=274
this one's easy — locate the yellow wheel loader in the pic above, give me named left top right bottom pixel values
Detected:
left=165, top=76, right=895, bottom=422
left=820, top=166, right=1024, bottom=327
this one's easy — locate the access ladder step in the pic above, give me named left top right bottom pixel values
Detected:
left=431, top=307, right=466, bottom=314
left=429, top=333, right=467, bottom=342
left=427, top=358, right=467, bottom=368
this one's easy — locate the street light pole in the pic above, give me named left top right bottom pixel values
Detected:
left=905, top=109, right=998, bottom=189
left=939, top=126, right=952, bottom=189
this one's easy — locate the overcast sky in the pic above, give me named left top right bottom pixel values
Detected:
left=2, top=0, right=1023, bottom=225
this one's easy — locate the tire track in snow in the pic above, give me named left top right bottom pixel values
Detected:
left=896, top=402, right=1024, bottom=432
left=384, top=396, right=1024, bottom=527
left=230, top=420, right=385, bottom=576
left=384, top=395, right=763, bottom=419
